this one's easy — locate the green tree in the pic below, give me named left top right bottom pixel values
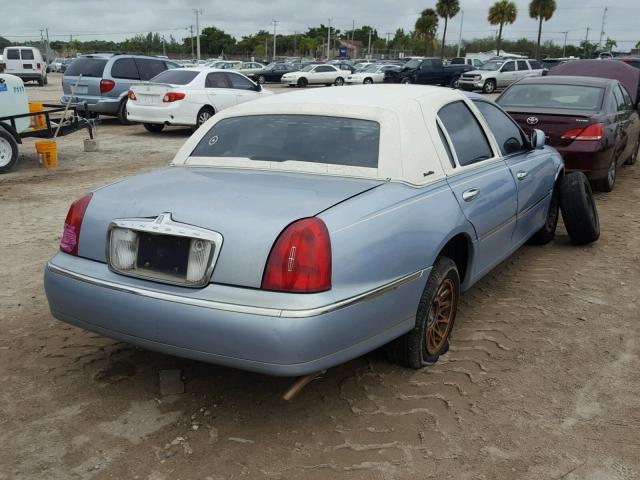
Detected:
left=199, top=26, right=236, bottom=56
left=488, top=0, right=518, bottom=55
left=415, top=8, right=439, bottom=55
left=636, top=40, right=640, bottom=50
left=436, top=0, right=460, bottom=59
left=529, top=0, right=556, bottom=59
left=604, top=37, right=617, bottom=52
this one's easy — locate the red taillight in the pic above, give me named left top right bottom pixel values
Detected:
left=561, top=123, right=604, bottom=141
left=127, top=90, right=137, bottom=101
left=261, top=218, right=332, bottom=293
left=163, top=92, right=186, bottom=102
left=60, top=193, right=93, bottom=256
left=0, top=63, right=6, bottom=73
left=36, top=63, right=41, bottom=69
left=99, top=79, right=115, bottom=94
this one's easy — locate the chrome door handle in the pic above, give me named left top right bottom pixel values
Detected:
left=516, top=171, right=528, bottom=180
left=462, top=188, right=480, bottom=202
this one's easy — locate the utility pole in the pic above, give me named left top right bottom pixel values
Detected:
left=193, top=9, right=203, bottom=61
left=162, top=36, right=166, bottom=57
left=584, top=27, right=591, bottom=58
left=456, top=10, right=464, bottom=57
left=45, top=28, right=50, bottom=62
left=188, top=25, right=194, bottom=58
left=265, top=36, right=268, bottom=60
left=598, top=7, right=607, bottom=48
left=327, top=18, right=332, bottom=59
left=272, top=19, right=279, bottom=61
left=293, top=32, right=297, bottom=56
left=562, top=31, right=568, bottom=57
left=351, top=19, right=355, bottom=43
left=367, top=28, right=372, bottom=58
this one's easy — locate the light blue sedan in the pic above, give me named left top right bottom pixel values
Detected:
left=44, top=85, right=598, bottom=376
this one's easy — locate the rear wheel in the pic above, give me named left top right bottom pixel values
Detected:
left=143, top=123, right=165, bottom=133
left=624, top=139, right=639, bottom=165
left=559, top=172, right=600, bottom=245
left=196, top=106, right=214, bottom=127
left=363, top=78, right=373, bottom=84
left=482, top=79, right=496, bottom=94
left=0, top=129, right=19, bottom=174
left=450, top=76, right=460, bottom=89
left=401, top=77, right=412, bottom=85
left=257, top=75, right=266, bottom=84
left=528, top=187, right=559, bottom=245
left=334, top=77, right=344, bottom=86
left=117, top=99, right=134, bottom=125
left=596, top=157, right=616, bottom=192
left=297, top=77, right=308, bottom=88
left=37, top=76, right=44, bottom=86
left=386, top=257, right=459, bottom=368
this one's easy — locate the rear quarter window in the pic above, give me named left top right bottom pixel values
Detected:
left=110, top=58, right=140, bottom=80
left=64, top=58, right=108, bottom=77
left=135, top=58, right=169, bottom=81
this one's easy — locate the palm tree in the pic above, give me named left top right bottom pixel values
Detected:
left=415, top=8, right=439, bottom=56
left=488, top=0, right=517, bottom=56
left=529, top=0, right=556, bottom=59
left=436, top=0, right=460, bottom=59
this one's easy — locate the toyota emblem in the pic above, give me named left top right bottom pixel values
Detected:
left=526, top=116, right=539, bottom=125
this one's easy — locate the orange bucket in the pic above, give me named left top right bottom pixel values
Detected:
left=29, top=103, right=47, bottom=130
left=35, top=140, right=58, bottom=169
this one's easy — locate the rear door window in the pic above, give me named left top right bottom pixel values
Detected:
left=618, top=85, right=634, bottom=110
left=473, top=101, right=526, bottom=156
left=111, top=58, right=140, bottom=80
left=21, top=49, right=35, bottom=60
left=64, top=57, right=108, bottom=77
left=501, top=62, right=515, bottom=72
left=438, top=101, right=494, bottom=166
left=6, top=49, right=20, bottom=60
left=516, top=60, right=529, bottom=71
left=205, top=72, right=229, bottom=88
left=135, top=58, right=168, bottom=80
left=528, top=60, right=543, bottom=69
left=225, top=73, right=255, bottom=90
left=612, top=86, right=626, bottom=112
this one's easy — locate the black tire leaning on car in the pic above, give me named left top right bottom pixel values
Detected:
left=528, top=186, right=559, bottom=245
left=624, top=138, right=639, bottom=165
left=386, top=256, right=460, bottom=368
left=117, top=99, right=134, bottom=125
left=559, top=172, right=600, bottom=245
left=143, top=123, right=165, bottom=133
left=482, top=79, right=496, bottom=94
left=0, top=128, right=19, bottom=174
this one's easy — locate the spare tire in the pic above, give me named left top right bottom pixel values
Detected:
left=559, top=172, right=600, bottom=245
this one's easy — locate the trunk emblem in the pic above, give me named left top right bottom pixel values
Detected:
left=526, top=116, right=539, bottom=125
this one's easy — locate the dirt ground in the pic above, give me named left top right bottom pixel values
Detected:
left=0, top=73, right=639, bottom=480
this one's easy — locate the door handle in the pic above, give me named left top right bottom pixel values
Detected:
left=462, top=188, right=480, bottom=202
left=516, top=171, right=528, bottom=180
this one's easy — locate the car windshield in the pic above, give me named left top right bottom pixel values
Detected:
left=150, top=70, right=199, bottom=85
left=479, top=61, right=504, bottom=71
left=498, top=84, right=604, bottom=110
left=191, top=115, right=380, bottom=168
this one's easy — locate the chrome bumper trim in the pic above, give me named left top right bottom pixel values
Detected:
left=46, top=262, right=425, bottom=318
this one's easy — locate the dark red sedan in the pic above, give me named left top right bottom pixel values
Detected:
left=497, top=75, right=640, bottom=192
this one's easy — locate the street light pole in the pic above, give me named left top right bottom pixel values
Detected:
left=456, top=10, right=464, bottom=57
left=367, top=28, right=372, bottom=58
left=193, top=9, right=203, bottom=61
left=327, top=18, right=332, bottom=59
left=562, top=31, right=568, bottom=57
left=272, top=19, right=279, bottom=61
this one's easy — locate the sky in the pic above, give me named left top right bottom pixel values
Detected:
left=3, top=0, right=639, bottom=50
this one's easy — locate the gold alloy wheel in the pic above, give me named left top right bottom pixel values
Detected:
left=425, top=278, right=457, bottom=355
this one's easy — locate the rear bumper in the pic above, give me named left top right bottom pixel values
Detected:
left=127, top=102, right=199, bottom=126
left=15, top=73, right=43, bottom=81
left=44, top=253, right=427, bottom=376
left=59, top=95, right=121, bottom=115
left=554, top=143, right=613, bottom=180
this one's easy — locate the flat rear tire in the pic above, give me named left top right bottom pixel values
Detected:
left=559, top=172, right=600, bottom=245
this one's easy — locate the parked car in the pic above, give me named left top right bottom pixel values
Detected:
left=0, top=46, right=47, bottom=85
left=450, top=57, right=484, bottom=68
left=60, top=54, right=180, bottom=124
left=281, top=64, right=347, bottom=87
left=52, top=58, right=66, bottom=72
left=246, top=63, right=299, bottom=84
left=127, top=68, right=272, bottom=132
left=617, top=56, right=640, bottom=70
left=206, top=60, right=243, bottom=70
left=332, top=62, right=356, bottom=74
left=235, top=61, right=265, bottom=76
left=353, top=61, right=376, bottom=72
left=44, top=85, right=599, bottom=377
left=346, top=64, right=401, bottom=84
left=459, top=58, right=546, bottom=93
left=384, top=57, right=472, bottom=88
left=498, top=77, right=640, bottom=192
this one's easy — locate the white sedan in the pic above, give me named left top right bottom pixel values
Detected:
left=346, top=64, right=400, bottom=85
left=280, top=64, right=347, bottom=87
left=127, top=68, right=272, bottom=133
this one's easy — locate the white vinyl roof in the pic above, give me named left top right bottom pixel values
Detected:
left=172, top=85, right=475, bottom=186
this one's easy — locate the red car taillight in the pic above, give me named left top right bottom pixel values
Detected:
left=60, top=193, right=93, bottom=256
left=100, top=79, right=115, bottom=94
left=163, top=92, right=186, bottom=102
left=561, top=123, right=604, bottom=141
left=261, top=218, right=332, bottom=293
left=127, top=90, right=137, bottom=100
left=0, top=63, right=6, bottom=73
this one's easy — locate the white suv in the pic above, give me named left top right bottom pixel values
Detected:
left=459, top=59, right=545, bottom=94
left=0, top=47, right=47, bottom=86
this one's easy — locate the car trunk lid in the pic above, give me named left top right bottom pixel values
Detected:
left=504, top=108, right=599, bottom=147
left=130, top=83, right=176, bottom=107
left=78, top=167, right=383, bottom=288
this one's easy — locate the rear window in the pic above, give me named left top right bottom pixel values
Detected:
left=150, top=69, right=199, bottom=85
left=6, top=49, right=20, bottom=60
left=21, top=49, right=35, bottom=60
left=65, top=58, right=108, bottom=77
left=498, top=84, right=604, bottom=111
left=192, top=115, right=380, bottom=168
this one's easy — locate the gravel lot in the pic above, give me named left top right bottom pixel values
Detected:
left=1, top=73, right=639, bottom=480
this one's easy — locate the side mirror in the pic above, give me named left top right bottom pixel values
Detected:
left=255, top=83, right=262, bottom=92
left=531, top=129, right=545, bottom=149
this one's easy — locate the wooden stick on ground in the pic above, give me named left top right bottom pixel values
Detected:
left=282, top=370, right=326, bottom=401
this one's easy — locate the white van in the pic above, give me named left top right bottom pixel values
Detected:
left=1, top=47, right=47, bottom=85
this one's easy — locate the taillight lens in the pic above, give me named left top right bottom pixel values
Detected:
left=163, top=92, right=186, bottom=102
left=36, top=63, right=41, bottom=69
left=60, top=193, right=93, bottom=256
left=561, top=123, right=604, bottom=141
left=127, top=90, right=137, bottom=101
left=262, top=218, right=331, bottom=293
left=100, top=79, right=115, bottom=94
left=0, top=63, right=6, bottom=72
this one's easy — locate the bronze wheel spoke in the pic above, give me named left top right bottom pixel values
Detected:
left=424, top=277, right=458, bottom=356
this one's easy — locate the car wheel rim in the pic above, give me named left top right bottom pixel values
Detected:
left=258, top=76, right=265, bottom=84
left=607, top=161, right=616, bottom=186
left=425, top=278, right=457, bottom=356
left=486, top=83, right=494, bottom=92
left=198, top=112, right=211, bottom=125
left=0, top=137, right=12, bottom=167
